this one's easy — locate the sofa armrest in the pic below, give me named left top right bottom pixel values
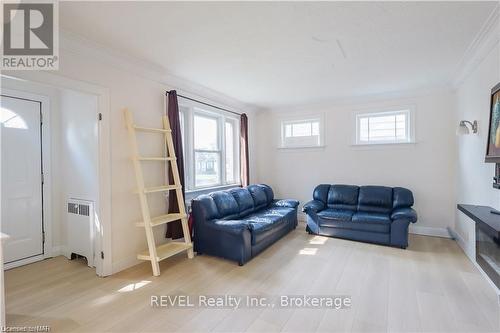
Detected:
left=270, top=199, right=299, bottom=209
left=196, top=219, right=252, bottom=265
left=302, top=200, right=325, bottom=214
left=391, top=208, right=418, bottom=223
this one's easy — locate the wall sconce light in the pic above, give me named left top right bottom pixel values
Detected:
left=456, top=120, right=478, bottom=135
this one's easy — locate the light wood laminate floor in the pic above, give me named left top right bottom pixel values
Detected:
left=4, top=229, right=500, bottom=332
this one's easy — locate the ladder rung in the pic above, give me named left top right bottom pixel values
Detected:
left=137, top=156, right=176, bottom=161
left=134, top=126, right=171, bottom=133
left=137, top=242, right=193, bottom=261
left=136, top=213, right=187, bottom=227
left=141, top=185, right=181, bottom=193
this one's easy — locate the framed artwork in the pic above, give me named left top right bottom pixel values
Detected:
left=485, top=82, right=500, bottom=163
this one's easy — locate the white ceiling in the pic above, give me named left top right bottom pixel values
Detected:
left=60, top=1, right=497, bottom=109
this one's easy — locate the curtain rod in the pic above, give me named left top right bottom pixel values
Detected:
left=166, top=90, right=242, bottom=116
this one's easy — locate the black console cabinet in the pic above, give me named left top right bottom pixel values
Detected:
left=457, top=204, right=500, bottom=289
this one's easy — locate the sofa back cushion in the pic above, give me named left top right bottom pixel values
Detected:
left=313, top=184, right=331, bottom=204
left=211, top=191, right=239, bottom=220
left=248, top=184, right=273, bottom=210
left=393, top=187, right=414, bottom=209
left=192, top=184, right=275, bottom=221
left=229, top=188, right=255, bottom=217
left=310, top=184, right=414, bottom=214
left=192, top=194, right=220, bottom=221
left=357, top=186, right=393, bottom=214
left=327, top=185, right=359, bottom=210
left=258, top=184, right=274, bottom=203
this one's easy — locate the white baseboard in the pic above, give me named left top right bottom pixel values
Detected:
left=408, top=225, right=451, bottom=238
left=4, top=254, right=44, bottom=270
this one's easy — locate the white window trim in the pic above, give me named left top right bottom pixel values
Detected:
left=353, top=106, right=416, bottom=146
left=179, top=101, right=240, bottom=193
left=279, top=114, right=325, bottom=149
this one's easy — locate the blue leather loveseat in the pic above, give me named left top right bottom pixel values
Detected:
left=192, top=184, right=299, bottom=265
left=303, top=185, right=417, bottom=248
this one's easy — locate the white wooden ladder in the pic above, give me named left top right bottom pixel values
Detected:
left=124, top=108, right=194, bottom=276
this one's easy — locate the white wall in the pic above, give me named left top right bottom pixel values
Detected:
left=59, top=89, right=99, bottom=202
left=2, top=35, right=258, bottom=273
left=255, top=90, right=456, bottom=236
left=454, top=26, right=500, bottom=258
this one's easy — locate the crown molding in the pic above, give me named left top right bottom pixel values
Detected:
left=59, top=30, right=260, bottom=113
left=452, top=3, right=500, bottom=89
left=260, top=82, right=452, bottom=114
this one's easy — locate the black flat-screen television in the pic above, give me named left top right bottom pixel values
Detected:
left=485, top=82, right=500, bottom=163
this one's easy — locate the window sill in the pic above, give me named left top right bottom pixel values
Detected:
left=185, top=184, right=241, bottom=201
left=352, top=141, right=416, bottom=146
left=277, top=145, right=326, bottom=150
left=351, top=141, right=417, bottom=149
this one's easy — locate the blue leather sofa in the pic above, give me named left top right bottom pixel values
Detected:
left=192, top=184, right=299, bottom=265
left=303, top=185, right=417, bottom=248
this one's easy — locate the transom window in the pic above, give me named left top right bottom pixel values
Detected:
left=280, top=117, right=323, bottom=148
left=355, top=109, right=413, bottom=145
left=180, top=105, right=240, bottom=191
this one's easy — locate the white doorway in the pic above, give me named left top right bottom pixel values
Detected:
left=1, top=94, right=45, bottom=266
left=1, top=73, right=111, bottom=277
left=1, top=85, right=100, bottom=270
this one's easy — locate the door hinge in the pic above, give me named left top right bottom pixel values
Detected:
left=101, top=251, right=104, bottom=259
left=98, top=113, right=103, bottom=121
left=41, top=173, right=44, bottom=185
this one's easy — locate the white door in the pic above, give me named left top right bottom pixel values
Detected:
left=1, top=95, right=44, bottom=265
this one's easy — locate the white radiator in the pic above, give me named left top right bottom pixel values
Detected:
left=66, top=198, right=94, bottom=267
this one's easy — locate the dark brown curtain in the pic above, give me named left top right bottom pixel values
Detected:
left=165, top=90, right=186, bottom=239
left=240, top=113, right=249, bottom=187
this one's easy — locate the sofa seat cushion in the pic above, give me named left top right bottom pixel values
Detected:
left=244, top=207, right=295, bottom=245
left=317, top=209, right=354, bottom=226
left=350, top=212, right=391, bottom=233
left=210, top=219, right=251, bottom=236
left=352, top=212, right=391, bottom=224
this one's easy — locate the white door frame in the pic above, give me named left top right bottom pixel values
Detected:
left=1, top=72, right=112, bottom=277
left=1, top=89, right=51, bottom=269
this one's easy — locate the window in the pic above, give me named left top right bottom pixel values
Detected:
left=193, top=114, right=220, bottom=187
left=180, top=105, right=240, bottom=192
left=280, top=117, right=324, bottom=148
left=355, top=109, right=413, bottom=145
